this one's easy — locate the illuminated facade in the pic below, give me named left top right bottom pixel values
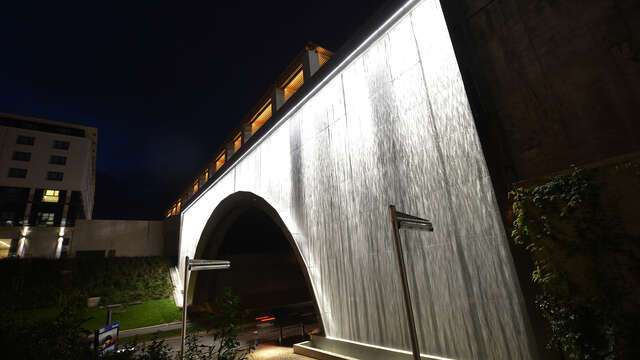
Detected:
left=0, top=113, right=97, bottom=258
left=175, top=0, right=538, bottom=359
left=167, top=43, right=333, bottom=218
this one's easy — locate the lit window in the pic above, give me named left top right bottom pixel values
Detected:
left=166, top=211, right=171, bottom=218
left=204, top=169, right=209, bottom=182
left=0, top=239, right=11, bottom=259
left=176, top=201, right=181, bottom=212
left=316, top=46, right=332, bottom=67
left=233, top=132, right=242, bottom=153
left=250, top=101, right=272, bottom=135
left=215, top=151, right=226, bottom=171
left=193, top=180, right=199, bottom=194
left=42, top=190, right=60, bottom=203
left=37, top=212, right=55, bottom=226
left=283, top=65, right=304, bottom=101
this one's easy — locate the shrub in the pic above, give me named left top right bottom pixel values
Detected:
left=0, top=305, right=91, bottom=359
left=0, top=256, right=174, bottom=310
left=509, top=164, right=640, bottom=359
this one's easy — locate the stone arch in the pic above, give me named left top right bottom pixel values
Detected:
left=190, top=191, right=324, bottom=333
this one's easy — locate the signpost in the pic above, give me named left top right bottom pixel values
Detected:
left=180, top=256, right=231, bottom=359
left=388, top=205, right=433, bottom=360
left=95, top=321, right=120, bottom=355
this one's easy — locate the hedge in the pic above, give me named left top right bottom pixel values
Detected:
left=1, top=256, right=174, bottom=310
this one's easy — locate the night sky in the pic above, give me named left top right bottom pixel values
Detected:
left=0, top=0, right=394, bottom=220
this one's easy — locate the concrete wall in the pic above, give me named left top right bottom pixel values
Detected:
left=441, top=0, right=640, bottom=197
left=0, top=226, right=68, bottom=258
left=71, top=219, right=164, bottom=257
left=438, top=2, right=640, bottom=357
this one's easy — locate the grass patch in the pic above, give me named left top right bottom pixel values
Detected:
left=83, top=299, right=181, bottom=331
left=16, top=299, right=181, bottom=332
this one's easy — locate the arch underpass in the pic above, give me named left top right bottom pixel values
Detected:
left=191, top=192, right=321, bottom=330
left=177, top=0, right=538, bottom=358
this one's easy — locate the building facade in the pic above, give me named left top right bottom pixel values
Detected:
left=0, top=113, right=97, bottom=258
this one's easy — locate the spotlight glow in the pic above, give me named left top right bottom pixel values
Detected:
left=17, top=237, right=26, bottom=257
left=55, top=237, right=63, bottom=259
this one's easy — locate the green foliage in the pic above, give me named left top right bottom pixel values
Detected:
left=137, top=335, right=174, bottom=360
left=99, top=334, right=174, bottom=360
left=509, top=165, right=640, bottom=359
left=190, top=288, right=255, bottom=360
left=0, top=256, right=174, bottom=310
left=0, top=305, right=91, bottom=360
left=74, top=256, right=174, bottom=305
left=100, top=290, right=255, bottom=360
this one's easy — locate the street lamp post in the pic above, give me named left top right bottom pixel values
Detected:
left=388, top=205, right=433, bottom=360
left=180, top=256, right=231, bottom=359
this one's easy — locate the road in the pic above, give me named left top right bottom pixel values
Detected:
left=117, top=321, right=320, bottom=359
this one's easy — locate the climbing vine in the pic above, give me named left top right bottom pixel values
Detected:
left=509, top=164, right=640, bottom=359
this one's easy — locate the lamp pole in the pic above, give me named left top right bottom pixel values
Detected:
left=388, top=205, right=433, bottom=360
left=180, top=256, right=231, bottom=359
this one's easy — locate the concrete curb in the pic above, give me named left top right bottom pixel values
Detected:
left=88, top=321, right=190, bottom=340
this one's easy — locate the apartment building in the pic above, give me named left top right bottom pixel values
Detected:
left=0, top=113, right=97, bottom=258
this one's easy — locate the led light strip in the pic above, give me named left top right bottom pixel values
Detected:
left=182, top=0, right=420, bottom=215
left=325, top=336, right=456, bottom=360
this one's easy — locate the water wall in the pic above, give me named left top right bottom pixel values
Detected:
left=179, top=0, right=536, bottom=358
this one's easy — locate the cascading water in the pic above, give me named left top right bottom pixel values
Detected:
left=179, top=0, right=536, bottom=358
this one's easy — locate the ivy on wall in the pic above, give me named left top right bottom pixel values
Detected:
left=509, top=164, right=640, bottom=359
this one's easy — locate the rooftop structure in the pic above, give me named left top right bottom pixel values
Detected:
left=166, top=43, right=333, bottom=218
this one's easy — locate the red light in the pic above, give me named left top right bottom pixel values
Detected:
left=260, top=317, right=276, bottom=322
left=255, top=316, right=269, bottom=320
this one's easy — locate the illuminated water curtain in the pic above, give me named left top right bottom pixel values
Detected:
left=178, top=0, right=536, bottom=358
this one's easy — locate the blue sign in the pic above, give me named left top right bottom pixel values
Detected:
left=95, top=321, right=120, bottom=354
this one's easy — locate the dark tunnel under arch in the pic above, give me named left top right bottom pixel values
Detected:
left=191, top=191, right=324, bottom=333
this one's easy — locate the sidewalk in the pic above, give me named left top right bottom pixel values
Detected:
left=88, top=320, right=190, bottom=340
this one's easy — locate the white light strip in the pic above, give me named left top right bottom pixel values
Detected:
left=55, top=237, right=63, bottom=259
left=17, top=237, right=26, bottom=257
left=0, top=240, right=10, bottom=248
left=325, top=336, right=456, bottom=360
left=182, top=0, right=419, bottom=215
